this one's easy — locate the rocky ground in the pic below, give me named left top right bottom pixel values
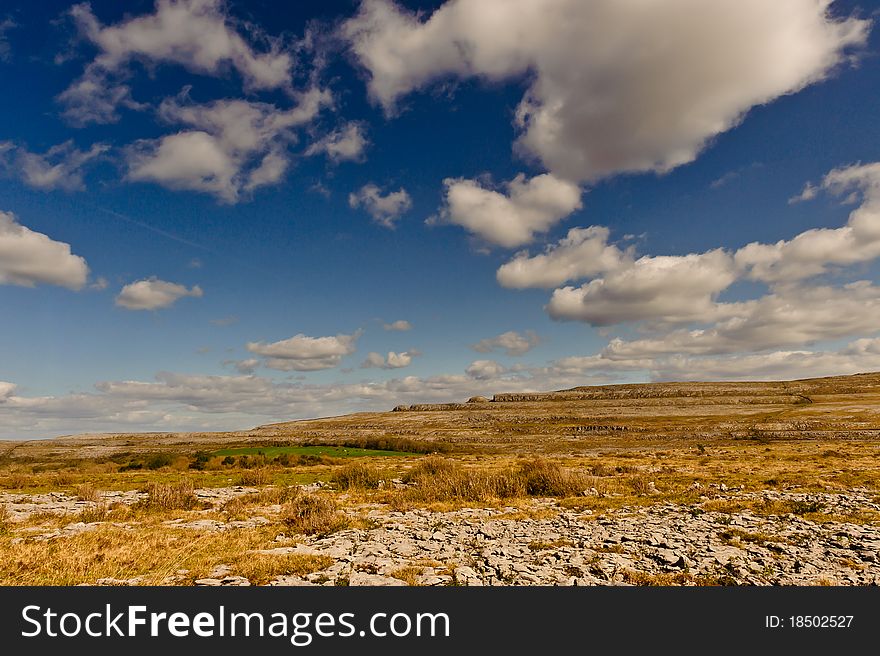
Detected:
left=3, top=485, right=878, bottom=586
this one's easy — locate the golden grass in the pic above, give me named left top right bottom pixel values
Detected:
left=280, top=494, right=349, bottom=536
left=332, top=462, right=386, bottom=490
left=0, top=522, right=290, bottom=585
left=136, top=480, right=200, bottom=511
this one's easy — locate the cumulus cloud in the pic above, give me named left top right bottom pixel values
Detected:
left=0, top=140, right=108, bottom=191
left=547, top=249, right=738, bottom=326
left=247, top=331, right=361, bottom=371
left=349, top=183, right=412, bottom=228
left=472, top=330, right=540, bottom=356
left=383, top=319, right=412, bottom=331
left=737, top=162, right=880, bottom=283
left=497, top=226, right=630, bottom=288
left=306, top=122, right=369, bottom=162
left=599, top=281, right=880, bottom=359
left=361, top=350, right=419, bottom=369
left=466, top=359, right=506, bottom=380
left=435, top=173, right=581, bottom=247
left=125, top=88, right=331, bottom=202
left=344, top=0, right=868, bottom=182
left=61, top=0, right=293, bottom=124
left=115, top=277, right=204, bottom=310
left=0, top=210, right=90, bottom=290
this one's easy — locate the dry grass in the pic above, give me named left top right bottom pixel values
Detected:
left=0, top=523, right=288, bottom=585
left=222, top=486, right=299, bottom=517
left=74, top=482, right=101, bottom=502
left=238, top=469, right=272, bottom=486
left=394, top=457, right=592, bottom=506
left=280, top=494, right=349, bottom=536
left=332, top=462, right=386, bottom=490
left=136, top=480, right=200, bottom=511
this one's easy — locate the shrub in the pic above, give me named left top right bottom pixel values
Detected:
left=332, top=463, right=385, bottom=490
left=238, top=469, right=272, bottom=486
left=146, top=453, right=174, bottom=470
left=137, top=480, right=199, bottom=510
left=189, top=452, right=212, bottom=471
left=518, top=458, right=590, bottom=496
left=281, top=494, right=348, bottom=536
left=74, top=483, right=101, bottom=502
left=221, top=456, right=236, bottom=467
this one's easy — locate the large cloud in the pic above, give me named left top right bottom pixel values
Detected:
left=0, top=211, right=90, bottom=290
left=125, top=88, right=331, bottom=201
left=61, top=0, right=293, bottom=124
left=600, top=281, right=880, bottom=359
left=247, top=331, right=361, bottom=371
left=435, top=173, right=582, bottom=247
left=116, top=277, right=203, bottom=310
left=547, top=249, right=738, bottom=326
left=343, top=0, right=868, bottom=182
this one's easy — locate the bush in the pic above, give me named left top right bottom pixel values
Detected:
left=281, top=494, right=348, bottom=536
left=146, top=453, right=175, bottom=470
left=396, top=457, right=592, bottom=504
left=137, top=480, right=199, bottom=510
left=238, top=469, right=272, bottom=486
left=221, top=455, right=236, bottom=467
left=189, top=452, right=212, bottom=471
left=74, top=483, right=101, bottom=502
left=518, top=459, right=590, bottom=497
left=332, top=463, right=385, bottom=490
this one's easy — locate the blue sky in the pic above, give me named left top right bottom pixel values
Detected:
left=2, top=0, right=880, bottom=439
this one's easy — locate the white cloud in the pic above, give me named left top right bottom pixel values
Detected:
left=466, top=359, right=506, bottom=380
left=0, top=381, right=17, bottom=400
left=361, top=350, right=418, bottom=369
left=344, top=0, right=868, bottom=182
left=224, top=358, right=261, bottom=374
left=601, top=281, right=880, bottom=359
left=349, top=183, right=412, bottom=228
left=0, top=361, right=604, bottom=439
left=247, top=331, right=361, bottom=371
left=497, top=226, right=630, bottom=288
left=651, top=338, right=880, bottom=382
left=383, top=319, right=412, bottom=331
left=61, top=0, right=293, bottom=124
left=0, top=210, right=90, bottom=290
left=0, top=140, right=108, bottom=191
left=435, top=173, right=582, bottom=247
left=306, top=122, right=369, bottom=162
left=116, top=277, right=203, bottom=310
left=737, top=162, right=880, bottom=283
left=472, top=330, right=540, bottom=356
left=547, top=249, right=737, bottom=326
left=126, top=88, right=331, bottom=201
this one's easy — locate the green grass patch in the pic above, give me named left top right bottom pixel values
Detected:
left=213, top=445, right=410, bottom=458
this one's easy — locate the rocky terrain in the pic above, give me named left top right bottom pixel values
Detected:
left=3, top=483, right=879, bottom=586
left=2, top=372, right=880, bottom=586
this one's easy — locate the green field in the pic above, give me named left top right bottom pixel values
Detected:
left=213, top=445, right=411, bottom=458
